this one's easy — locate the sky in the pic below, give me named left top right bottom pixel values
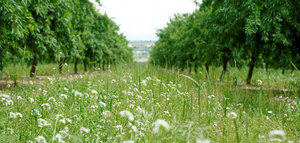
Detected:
left=90, top=0, right=198, bottom=41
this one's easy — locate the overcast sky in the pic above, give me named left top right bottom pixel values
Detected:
left=90, top=0, right=198, bottom=41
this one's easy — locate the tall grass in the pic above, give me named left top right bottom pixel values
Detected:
left=0, top=64, right=299, bottom=142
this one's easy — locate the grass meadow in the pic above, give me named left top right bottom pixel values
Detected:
left=0, top=63, right=299, bottom=142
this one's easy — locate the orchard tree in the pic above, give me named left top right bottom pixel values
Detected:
left=0, top=0, right=32, bottom=76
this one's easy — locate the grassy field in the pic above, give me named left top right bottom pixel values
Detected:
left=0, top=63, right=299, bottom=142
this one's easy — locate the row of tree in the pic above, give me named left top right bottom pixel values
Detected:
left=0, top=0, right=133, bottom=77
left=150, top=0, right=299, bottom=84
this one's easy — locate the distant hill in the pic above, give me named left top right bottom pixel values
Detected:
left=130, top=41, right=155, bottom=62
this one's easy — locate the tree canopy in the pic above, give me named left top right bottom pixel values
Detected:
left=151, top=0, right=300, bottom=84
left=0, top=0, right=133, bottom=76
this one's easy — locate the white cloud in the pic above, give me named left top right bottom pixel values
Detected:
left=91, top=0, right=198, bottom=41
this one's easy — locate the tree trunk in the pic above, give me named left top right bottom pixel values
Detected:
left=189, top=64, right=192, bottom=74
left=265, top=63, right=269, bottom=73
left=194, top=63, right=198, bottom=74
left=220, top=59, right=229, bottom=81
left=282, top=69, right=285, bottom=75
left=84, top=59, right=87, bottom=72
left=74, top=58, right=78, bottom=74
left=205, top=63, right=209, bottom=78
left=102, top=61, right=105, bottom=71
left=59, top=60, right=63, bottom=74
left=246, top=56, right=256, bottom=84
left=30, top=54, right=37, bottom=77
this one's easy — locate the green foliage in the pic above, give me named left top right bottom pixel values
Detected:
left=0, top=0, right=133, bottom=76
left=151, top=0, right=300, bottom=83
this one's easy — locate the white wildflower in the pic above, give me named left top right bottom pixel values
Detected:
left=6, top=128, right=14, bottom=135
left=131, top=125, right=138, bottom=132
left=59, top=127, right=69, bottom=135
left=48, top=97, right=56, bottom=102
left=53, top=134, right=65, bottom=143
left=119, top=110, right=134, bottom=121
left=17, top=96, right=22, bottom=100
left=91, top=90, right=98, bottom=95
left=38, top=119, right=51, bottom=127
left=208, top=95, right=215, bottom=99
left=196, top=139, right=210, bottom=143
left=152, top=119, right=170, bottom=133
left=9, top=112, right=16, bottom=118
left=269, top=130, right=286, bottom=142
left=28, top=97, right=35, bottom=103
left=257, top=80, right=262, bottom=85
left=103, top=110, right=111, bottom=117
left=91, top=105, right=98, bottom=109
left=60, top=94, right=68, bottom=99
left=227, top=112, right=237, bottom=119
left=55, top=114, right=64, bottom=120
left=163, top=111, right=170, bottom=114
left=80, top=127, right=90, bottom=133
left=141, top=80, right=147, bottom=86
left=31, top=109, right=41, bottom=117
left=35, top=136, right=47, bottom=143
left=15, top=112, right=23, bottom=118
left=0, top=94, right=10, bottom=99
left=4, top=99, right=13, bottom=106
left=9, top=112, right=22, bottom=118
left=99, top=101, right=106, bottom=107
left=74, top=91, right=82, bottom=97
left=122, top=140, right=134, bottom=143
left=41, top=103, right=51, bottom=110
left=59, top=118, right=72, bottom=124
left=115, top=125, right=122, bottom=130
